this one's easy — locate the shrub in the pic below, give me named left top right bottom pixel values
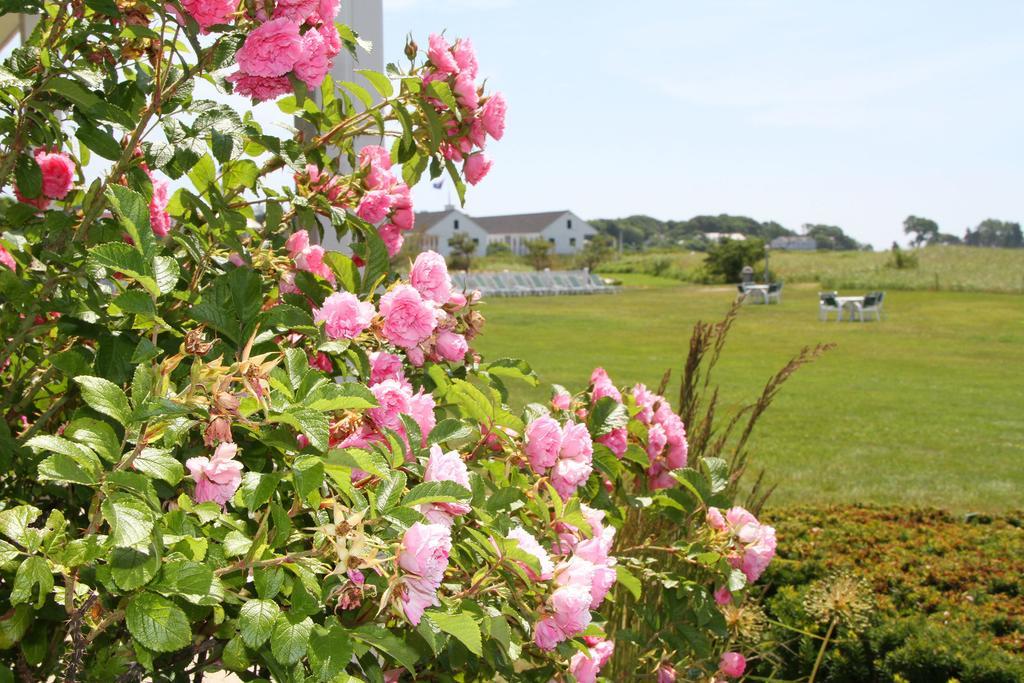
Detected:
left=0, top=3, right=784, bottom=680
left=703, top=239, right=766, bottom=283
left=523, top=238, right=553, bottom=271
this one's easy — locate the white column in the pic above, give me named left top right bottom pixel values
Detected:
left=319, top=0, right=384, bottom=253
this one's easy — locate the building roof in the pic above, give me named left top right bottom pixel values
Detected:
left=474, top=211, right=570, bottom=235
left=412, top=210, right=458, bottom=233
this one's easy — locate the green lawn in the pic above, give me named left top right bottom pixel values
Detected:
left=473, top=279, right=1024, bottom=511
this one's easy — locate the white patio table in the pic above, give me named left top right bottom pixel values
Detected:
left=742, top=284, right=770, bottom=304
left=835, top=296, right=865, bottom=321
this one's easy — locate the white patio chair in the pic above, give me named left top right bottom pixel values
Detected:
left=855, top=292, right=884, bottom=322
left=819, top=292, right=840, bottom=321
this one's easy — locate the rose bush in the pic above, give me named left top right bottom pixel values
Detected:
left=0, top=1, right=774, bottom=680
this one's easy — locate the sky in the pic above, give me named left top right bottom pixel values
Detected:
left=380, top=0, right=1023, bottom=248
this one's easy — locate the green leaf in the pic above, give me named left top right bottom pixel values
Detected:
left=352, top=625, right=419, bottom=672
left=447, top=379, right=494, bottom=423
left=153, top=256, right=179, bottom=294
left=75, top=376, right=131, bottom=425
left=270, top=613, right=313, bottom=665
left=292, top=455, right=324, bottom=500
left=133, top=448, right=184, bottom=485
left=325, top=448, right=390, bottom=479
left=303, top=382, right=376, bottom=411
left=113, top=290, right=156, bottom=317
left=10, top=557, right=53, bottom=609
left=37, top=453, right=98, bottom=485
left=14, top=154, right=42, bottom=200
left=323, top=251, right=359, bottom=293
left=0, top=506, right=41, bottom=546
left=375, top=471, right=407, bottom=513
left=105, top=184, right=153, bottom=255
left=63, top=419, right=118, bottom=462
left=424, top=610, right=482, bottom=656
left=483, top=358, right=539, bottom=387
left=101, top=496, right=155, bottom=548
left=110, top=546, right=160, bottom=591
left=427, top=419, right=474, bottom=446
left=308, top=624, right=354, bottom=682
left=188, top=154, right=217, bottom=194
left=402, top=481, right=471, bottom=508
left=615, top=565, right=642, bottom=600
left=76, top=121, right=121, bottom=160
left=268, top=409, right=329, bottom=453
left=239, top=599, right=280, bottom=648
left=125, top=592, right=191, bottom=653
left=240, top=471, right=281, bottom=510
left=587, top=396, right=629, bottom=438
left=43, top=76, right=102, bottom=111
left=356, top=69, right=394, bottom=98
left=701, top=457, right=730, bottom=495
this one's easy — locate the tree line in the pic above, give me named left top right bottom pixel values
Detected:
left=903, top=216, right=1023, bottom=248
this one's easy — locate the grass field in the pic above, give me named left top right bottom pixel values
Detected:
left=591, top=245, right=1024, bottom=294
left=472, top=279, right=1024, bottom=511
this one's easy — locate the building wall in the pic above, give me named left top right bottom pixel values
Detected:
left=425, top=212, right=490, bottom=257
left=540, top=212, right=597, bottom=254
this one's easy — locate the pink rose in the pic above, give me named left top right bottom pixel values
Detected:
left=737, top=523, right=776, bottom=583
left=569, top=651, right=601, bottom=683
left=309, top=352, right=332, bottom=372
left=420, top=445, right=470, bottom=522
left=647, top=423, right=667, bottom=459
left=559, top=422, right=593, bottom=462
left=533, top=616, right=563, bottom=651
left=551, top=584, right=592, bottom=636
left=378, top=223, right=405, bottom=257
left=236, top=18, right=303, bottom=77
left=452, top=38, right=478, bottom=78
left=589, top=564, right=616, bottom=608
left=435, top=330, right=468, bottom=363
left=714, top=586, right=732, bottom=605
left=410, top=250, right=452, bottom=304
left=180, top=0, right=235, bottom=30
left=294, top=29, right=331, bottom=89
left=507, top=527, right=554, bottom=580
left=313, top=291, right=375, bottom=340
left=145, top=168, right=171, bottom=237
left=272, top=0, right=318, bottom=22
left=317, top=0, right=339, bottom=23
left=0, top=246, right=15, bottom=271
left=391, top=206, right=414, bottom=231
left=657, top=664, right=677, bottom=683
left=294, top=244, right=335, bottom=282
left=427, top=33, right=458, bottom=74
left=186, top=443, right=243, bottom=506
left=405, top=344, right=425, bottom=367
left=379, top=284, right=437, bottom=349
left=407, top=389, right=436, bottom=447
left=719, top=652, right=746, bottom=678
left=319, top=22, right=342, bottom=57
left=480, top=92, right=507, bottom=141
left=597, top=427, right=627, bottom=458
left=356, top=189, right=393, bottom=223
left=632, top=383, right=657, bottom=424
left=34, top=149, right=75, bottom=199
left=551, top=459, right=592, bottom=500
left=369, top=351, right=408, bottom=386
left=463, top=152, right=492, bottom=185
left=551, top=389, right=571, bottom=411
left=227, top=71, right=292, bottom=101
left=368, top=379, right=412, bottom=432
left=706, top=507, right=727, bottom=531
left=453, top=72, right=479, bottom=110
left=726, top=506, right=758, bottom=529
left=358, top=144, right=393, bottom=171
left=399, top=522, right=451, bottom=624
left=524, top=416, right=561, bottom=474
left=286, top=230, right=310, bottom=256
left=591, top=367, right=622, bottom=402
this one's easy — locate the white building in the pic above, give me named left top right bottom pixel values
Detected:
left=407, top=209, right=490, bottom=257
left=410, top=209, right=598, bottom=257
left=704, top=232, right=748, bottom=243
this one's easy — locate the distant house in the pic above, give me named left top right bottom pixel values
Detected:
left=769, top=236, right=817, bottom=251
left=475, top=211, right=596, bottom=255
left=410, top=208, right=597, bottom=257
left=406, top=208, right=489, bottom=258
left=704, top=232, right=747, bottom=243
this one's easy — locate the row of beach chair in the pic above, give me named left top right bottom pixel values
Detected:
left=450, top=270, right=619, bottom=297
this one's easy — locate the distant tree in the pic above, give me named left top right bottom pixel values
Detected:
left=929, top=232, right=962, bottom=246
left=802, top=223, right=862, bottom=251
left=963, top=219, right=1023, bottom=248
left=703, top=238, right=766, bottom=282
left=485, top=240, right=512, bottom=257
left=523, top=238, right=554, bottom=270
left=447, top=233, right=477, bottom=271
left=903, top=215, right=939, bottom=247
left=576, top=234, right=616, bottom=271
